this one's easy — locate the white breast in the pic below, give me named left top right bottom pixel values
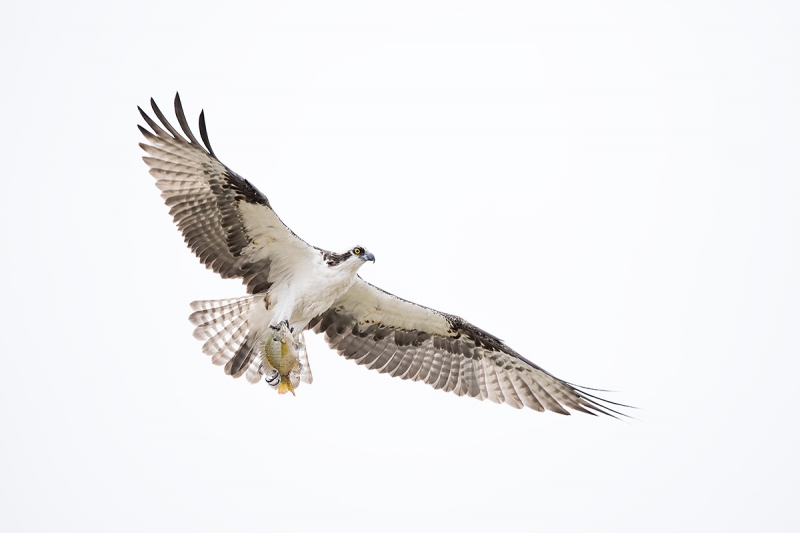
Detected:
left=265, top=255, right=362, bottom=328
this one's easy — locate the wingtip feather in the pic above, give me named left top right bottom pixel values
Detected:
left=198, top=109, right=215, bottom=156
left=174, top=93, right=204, bottom=148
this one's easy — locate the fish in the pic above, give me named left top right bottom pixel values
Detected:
left=261, top=322, right=302, bottom=395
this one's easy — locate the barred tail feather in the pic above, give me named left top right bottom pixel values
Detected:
left=295, top=332, right=314, bottom=385
left=189, top=296, right=260, bottom=380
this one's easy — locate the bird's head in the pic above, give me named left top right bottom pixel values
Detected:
left=325, top=245, right=375, bottom=270
left=350, top=245, right=375, bottom=264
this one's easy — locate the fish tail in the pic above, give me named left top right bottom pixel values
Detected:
left=278, top=377, right=296, bottom=396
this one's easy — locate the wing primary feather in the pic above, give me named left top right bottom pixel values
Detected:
left=138, top=107, right=170, bottom=138
left=173, top=93, right=203, bottom=148
left=137, top=125, right=162, bottom=144
left=565, top=382, right=637, bottom=411
left=199, top=110, right=216, bottom=156
left=504, top=370, right=534, bottom=409
left=530, top=381, right=570, bottom=415
left=575, top=392, right=634, bottom=420
left=580, top=401, right=621, bottom=419
left=563, top=382, right=616, bottom=393
left=561, top=379, right=636, bottom=411
left=150, top=97, right=186, bottom=142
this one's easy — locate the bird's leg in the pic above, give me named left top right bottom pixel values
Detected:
left=269, top=319, right=292, bottom=331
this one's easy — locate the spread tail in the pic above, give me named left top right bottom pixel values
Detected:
left=188, top=295, right=311, bottom=390
left=189, top=295, right=263, bottom=382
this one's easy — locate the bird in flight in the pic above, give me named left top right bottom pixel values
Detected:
left=138, top=94, right=626, bottom=417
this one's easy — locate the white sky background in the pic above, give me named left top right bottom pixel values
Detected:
left=1, top=1, right=798, bottom=531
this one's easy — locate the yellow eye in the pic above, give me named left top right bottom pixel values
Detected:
left=353, top=248, right=362, bottom=255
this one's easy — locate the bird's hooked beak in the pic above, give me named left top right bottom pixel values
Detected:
left=363, top=252, right=376, bottom=263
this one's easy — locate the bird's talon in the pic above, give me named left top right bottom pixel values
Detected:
left=265, top=369, right=280, bottom=386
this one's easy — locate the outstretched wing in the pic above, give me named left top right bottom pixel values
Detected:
left=307, top=278, right=626, bottom=416
left=138, top=94, right=320, bottom=294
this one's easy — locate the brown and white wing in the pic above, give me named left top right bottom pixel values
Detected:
left=138, top=94, right=319, bottom=294
left=307, top=278, right=626, bottom=416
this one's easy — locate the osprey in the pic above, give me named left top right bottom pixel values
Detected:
left=138, top=94, right=625, bottom=417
